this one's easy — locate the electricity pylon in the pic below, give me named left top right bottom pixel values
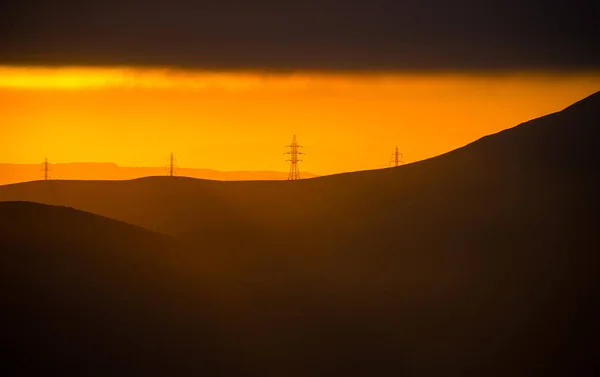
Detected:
left=285, top=135, right=304, bottom=180
left=167, top=152, right=179, bottom=177
left=41, top=157, right=51, bottom=180
left=389, top=146, right=404, bottom=167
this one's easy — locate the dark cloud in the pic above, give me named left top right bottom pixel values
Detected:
left=1, top=0, right=599, bottom=71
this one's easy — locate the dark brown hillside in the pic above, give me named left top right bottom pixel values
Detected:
left=0, top=202, right=240, bottom=376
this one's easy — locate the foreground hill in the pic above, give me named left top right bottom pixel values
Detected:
left=1, top=91, right=599, bottom=376
left=0, top=162, right=319, bottom=185
left=0, top=202, right=243, bottom=376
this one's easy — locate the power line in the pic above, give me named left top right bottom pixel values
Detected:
left=284, top=135, right=304, bottom=180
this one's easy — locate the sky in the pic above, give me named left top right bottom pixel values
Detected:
left=1, top=0, right=599, bottom=175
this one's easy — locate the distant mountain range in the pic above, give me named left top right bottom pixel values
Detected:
left=1, top=91, right=599, bottom=376
left=0, top=163, right=319, bottom=185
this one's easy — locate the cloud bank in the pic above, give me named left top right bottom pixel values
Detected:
left=1, top=0, right=599, bottom=71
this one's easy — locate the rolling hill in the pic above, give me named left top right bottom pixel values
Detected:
left=1, top=91, right=599, bottom=376
left=0, top=201, right=248, bottom=376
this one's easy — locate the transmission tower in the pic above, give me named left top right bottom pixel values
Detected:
left=389, top=146, right=404, bottom=167
left=167, top=152, right=179, bottom=177
left=41, top=157, right=51, bottom=180
left=285, top=135, right=304, bottom=180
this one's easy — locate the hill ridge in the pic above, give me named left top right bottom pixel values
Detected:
left=0, top=162, right=320, bottom=186
left=0, top=200, right=174, bottom=238
left=0, top=90, right=598, bottom=190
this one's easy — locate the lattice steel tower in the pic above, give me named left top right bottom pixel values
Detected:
left=285, top=135, right=304, bottom=180
left=390, top=146, right=404, bottom=167
left=167, top=152, right=178, bottom=177
left=41, top=157, right=51, bottom=180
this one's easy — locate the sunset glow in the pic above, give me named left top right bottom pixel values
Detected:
left=2, top=66, right=599, bottom=175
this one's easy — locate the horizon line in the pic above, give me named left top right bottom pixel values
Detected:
left=0, top=161, right=328, bottom=176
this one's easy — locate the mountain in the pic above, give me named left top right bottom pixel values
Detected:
left=0, top=162, right=319, bottom=185
left=1, top=91, right=599, bottom=376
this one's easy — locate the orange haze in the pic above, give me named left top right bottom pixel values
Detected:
left=1, top=66, right=599, bottom=175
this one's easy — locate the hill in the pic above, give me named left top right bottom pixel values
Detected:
left=0, top=202, right=245, bottom=376
left=1, top=91, right=599, bottom=376
left=0, top=162, right=319, bottom=185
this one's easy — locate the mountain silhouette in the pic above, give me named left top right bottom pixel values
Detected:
left=1, top=91, right=599, bottom=376
left=0, top=162, right=319, bottom=185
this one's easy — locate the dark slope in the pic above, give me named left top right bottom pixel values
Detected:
left=0, top=202, right=243, bottom=377
left=0, top=91, right=599, bottom=376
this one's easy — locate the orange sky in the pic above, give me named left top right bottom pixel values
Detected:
left=1, top=66, right=599, bottom=175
